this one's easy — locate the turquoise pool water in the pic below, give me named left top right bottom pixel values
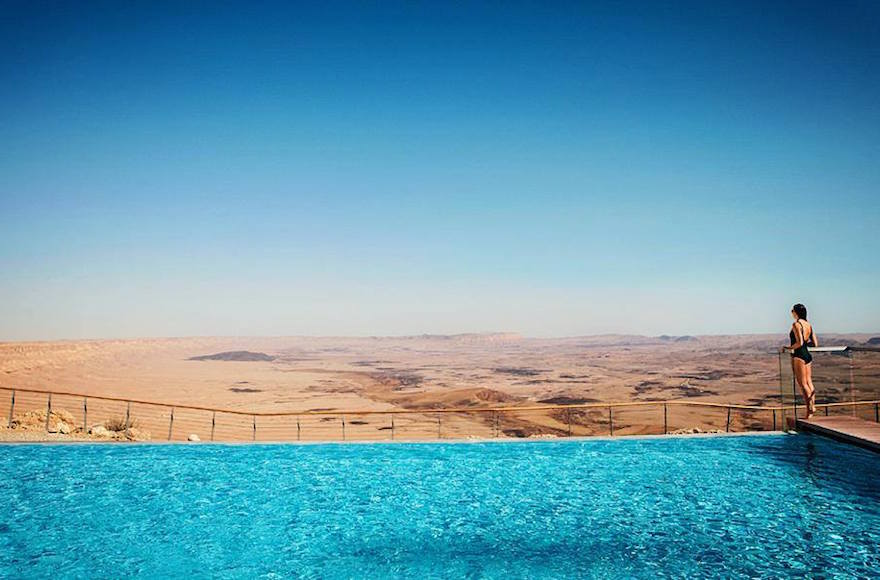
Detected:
left=1, top=434, right=879, bottom=578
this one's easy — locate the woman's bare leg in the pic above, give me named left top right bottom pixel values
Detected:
left=805, top=363, right=816, bottom=416
left=792, top=358, right=813, bottom=418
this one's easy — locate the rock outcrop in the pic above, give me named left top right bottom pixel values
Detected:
left=89, top=425, right=111, bottom=438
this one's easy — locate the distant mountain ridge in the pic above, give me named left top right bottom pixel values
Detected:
left=658, top=335, right=698, bottom=342
left=188, top=351, right=275, bottom=362
left=373, top=332, right=523, bottom=343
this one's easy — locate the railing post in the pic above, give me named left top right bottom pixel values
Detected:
left=777, top=349, right=785, bottom=428
left=875, top=402, right=879, bottom=423
left=341, top=416, right=345, bottom=441
left=494, top=411, right=499, bottom=438
left=83, top=397, right=88, bottom=432
left=211, top=411, right=216, bottom=442
left=437, top=416, right=441, bottom=439
left=45, top=393, right=52, bottom=432
left=168, top=408, right=174, bottom=441
left=772, top=409, right=776, bottom=431
left=824, top=405, right=829, bottom=416
left=726, top=407, right=731, bottom=432
left=849, top=350, right=856, bottom=417
left=608, top=406, right=613, bottom=436
left=663, top=403, right=668, bottom=435
left=390, top=414, right=394, bottom=440
left=125, top=401, right=131, bottom=430
left=297, top=417, right=301, bottom=441
left=566, top=408, right=572, bottom=437
left=253, top=415, right=257, bottom=441
left=8, top=389, right=15, bottom=428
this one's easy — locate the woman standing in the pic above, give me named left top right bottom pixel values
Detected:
left=784, top=303, right=818, bottom=418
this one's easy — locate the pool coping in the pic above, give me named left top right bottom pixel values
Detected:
left=796, top=417, right=880, bottom=454
left=0, top=430, right=789, bottom=446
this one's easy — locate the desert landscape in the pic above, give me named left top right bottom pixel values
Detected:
left=2, top=333, right=879, bottom=442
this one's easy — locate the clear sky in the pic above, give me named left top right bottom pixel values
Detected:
left=1, top=0, right=879, bottom=340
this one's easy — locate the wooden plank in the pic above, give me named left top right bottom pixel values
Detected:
left=797, top=416, right=880, bottom=453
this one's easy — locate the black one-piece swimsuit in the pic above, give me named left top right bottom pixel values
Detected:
left=790, top=321, right=815, bottom=364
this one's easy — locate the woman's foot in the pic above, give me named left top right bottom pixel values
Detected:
left=806, top=390, right=817, bottom=418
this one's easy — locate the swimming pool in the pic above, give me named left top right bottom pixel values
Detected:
left=1, top=434, right=878, bottom=578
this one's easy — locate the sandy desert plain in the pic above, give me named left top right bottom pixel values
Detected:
left=2, top=333, right=879, bottom=442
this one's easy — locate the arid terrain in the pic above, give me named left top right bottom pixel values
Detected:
left=2, top=333, right=879, bottom=441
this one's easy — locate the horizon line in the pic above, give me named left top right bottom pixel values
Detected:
left=3, top=330, right=880, bottom=344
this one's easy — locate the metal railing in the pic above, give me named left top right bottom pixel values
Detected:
left=5, top=384, right=879, bottom=443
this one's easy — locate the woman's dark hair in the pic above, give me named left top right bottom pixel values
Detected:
left=792, top=303, right=808, bottom=320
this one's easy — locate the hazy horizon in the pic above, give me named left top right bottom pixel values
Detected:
left=3, top=329, right=880, bottom=345
left=2, top=1, right=879, bottom=341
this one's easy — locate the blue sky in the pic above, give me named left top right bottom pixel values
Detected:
left=1, top=1, right=879, bottom=339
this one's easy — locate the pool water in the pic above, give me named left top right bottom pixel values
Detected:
left=1, top=434, right=879, bottom=578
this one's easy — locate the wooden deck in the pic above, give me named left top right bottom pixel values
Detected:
left=797, top=415, right=880, bottom=453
